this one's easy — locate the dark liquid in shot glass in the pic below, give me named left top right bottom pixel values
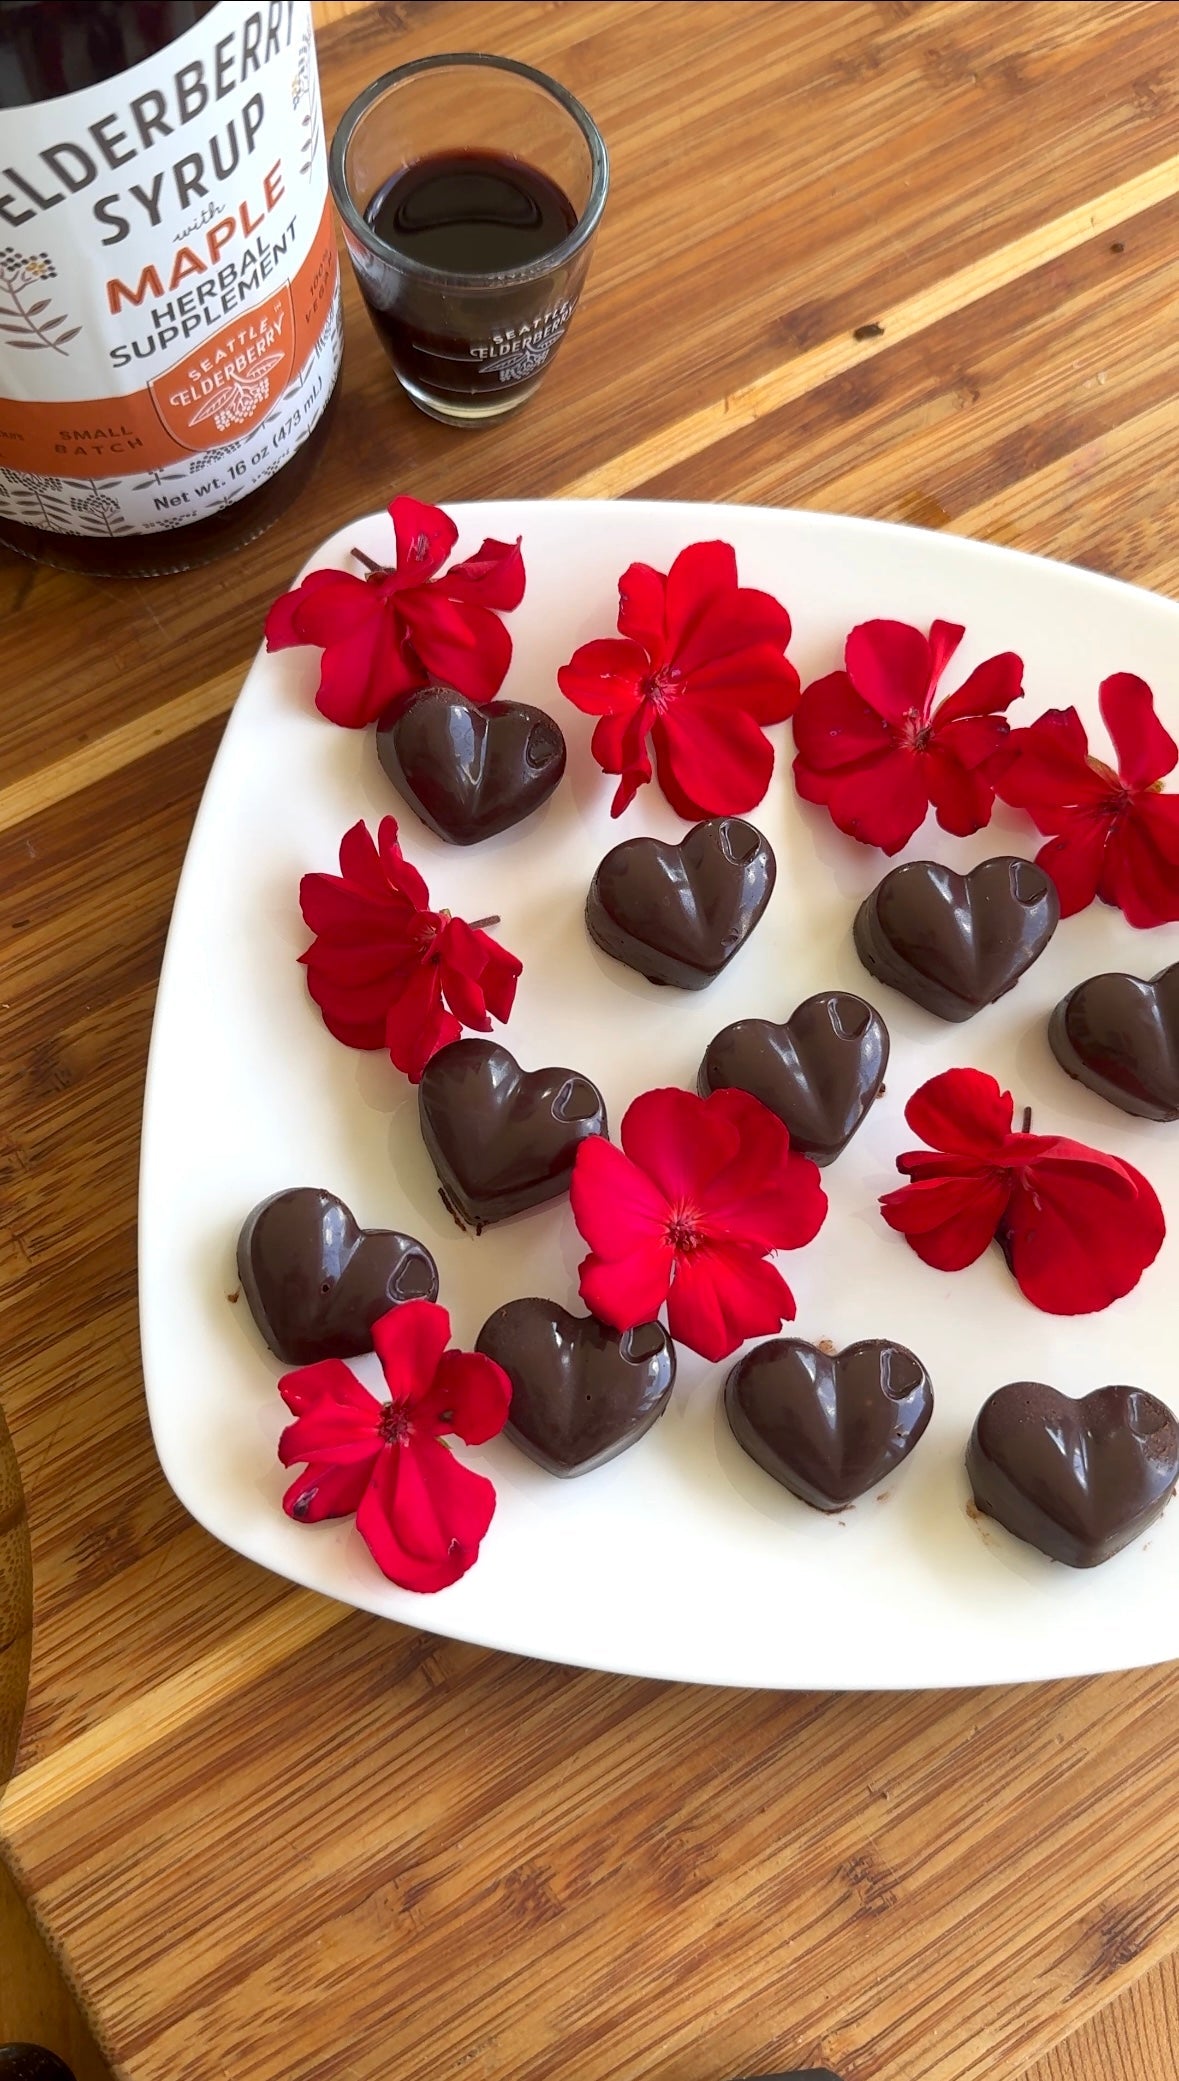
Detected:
left=360, top=148, right=580, bottom=406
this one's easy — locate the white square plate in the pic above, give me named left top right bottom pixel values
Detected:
left=140, top=501, right=1179, bottom=1688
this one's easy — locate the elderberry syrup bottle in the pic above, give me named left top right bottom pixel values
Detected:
left=0, top=0, right=342, bottom=574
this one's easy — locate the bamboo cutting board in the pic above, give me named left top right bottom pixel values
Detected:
left=6, top=6, right=1179, bottom=2079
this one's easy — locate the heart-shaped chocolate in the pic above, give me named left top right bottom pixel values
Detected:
left=418, top=1039, right=607, bottom=1230
left=853, top=855, right=1059, bottom=1021
left=1049, top=964, right=1179, bottom=1120
left=586, top=816, right=776, bottom=989
left=376, top=684, right=567, bottom=845
left=476, top=1300, right=676, bottom=1475
left=967, top=1382, right=1179, bottom=1566
left=725, top=1337, right=933, bottom=1510
left=237, top=1187, right=439, bottom=1364
left=698, top=991, right=889, bottom=1165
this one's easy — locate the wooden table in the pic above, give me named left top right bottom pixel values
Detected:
left=4, top=3, right=1179, bottom=2077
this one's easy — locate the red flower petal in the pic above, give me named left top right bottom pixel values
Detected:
left=652, top=698, right=775, bottom=819
left=420, top=1349, right=512, bottom=1445
left=1100, top=671, right=1178, bottom=789
left=1004, top=1148, right=1164, bottom=1313
left=879, top=1171, right=1011, bottom=1269
left=992, top=707, right=1109, bottom=821
left=792, top=671, right=895, bottom=772
left=315, top=611, right=418, bottom=729
left=667, top=1241, right=797, bottom=1363
left=278, top=1357, right=379, bottom=1421
left=371, top=1297, right=452, bottom=1405
left=664, top=540, right=738, bottom=658
left=389, top=494, right=457, bottom=580
left=569, top=1135, right=668, bottom=1257
left=701, top=1087, right=827, bottom=1251
left=845, top=619, right=935, bottom=723
left=681, top=643, right=801, bottom=725
left=282, top=1457, right=373, bottom=1523
left=386, top=964, right=462, bottom=1081
left=1034, top=820, right=1110, bottom=919
left=400, top=593, right=513, bottom=705
left=618, top=1086, right=739, bottom=1203
left=904, top=1067, right=1013, bottom=1156
left=933, top=650, right=1023, bottom=724
left=592, top=707, right=654, bottom=817
left=442, top=535, right=526, bottom=610
left=617, top=562, right=667, bottom=657
left=920, top=741, right=997, bottom=838
left=356, top=1433, right=495, bottom=1591
left=676, top=589, right=793, bottom=680
left=1098, top=799, right=1179, bottom=929
left=803, top=743, right=931, bottom=854
left=558, top=638, right=648, bottom=716
left=265, top=568, right=379, bottom=650
left=578, top=1242, right=675, bottom=1331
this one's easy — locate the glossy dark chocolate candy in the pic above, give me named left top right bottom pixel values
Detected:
left=476, top=1299, right=676, bottom=1475
left=853, top=855, right=1059, bottom=1021
left=237, top=1187, right=439, bottom=1364
left=725, top=1337, right=933, bottom=1510
left=586, top=816, right=776, bottom=989
left=376, top=683, right=566, bottom=844
left=699, top=991, right=888, bottom=1165
left=418, top=1039, right=607, bottom=1230
left=967, top=1381, right=1179, bottom=1567
left=1049, top=964, right=1179, bottom=1120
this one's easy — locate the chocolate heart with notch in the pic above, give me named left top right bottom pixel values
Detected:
left=699, top=990, right=889, bottom=1164
left=376, top=683, right=566, bottom=845
left=725, top=1337, right=933, bottom=1510
left=476, top=1299, right=676, bottom=1475
left=853, top=855, right=1059, bottom=1021
left=418, top=1039, right=607, bottom=1231
left=237, top=1187, right=439, bottom=1364
left=1049, top=964, right=1179, bottom=1120
left=967, top=1381, right=1179, bottom=1567
left=586, top=816, right=776, bottom=989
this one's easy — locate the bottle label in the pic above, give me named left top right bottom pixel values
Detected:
left=0, top=0, right=341, bottom=536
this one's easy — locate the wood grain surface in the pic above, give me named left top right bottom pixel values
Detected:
left=4, top=4, right=1179, bottom=2079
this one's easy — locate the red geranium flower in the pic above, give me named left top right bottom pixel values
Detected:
left=300, top=816, right=522, bottom=1081
left=990, top=672, right=1179, bottom=927
left=557, top=541, right=800, bottom=818
left=570, top=1086, right=827, bottom=1362
left=880, top=1068, right=1164, bottom=1314
left=278, top=1299, right=511, bottom=1592
left=792, top=618, right=1023, bottom=853
left=265, top=495, right=525, bottom=727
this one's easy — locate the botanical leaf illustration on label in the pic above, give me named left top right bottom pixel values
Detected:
left=0, top=248, right=79, bottom=353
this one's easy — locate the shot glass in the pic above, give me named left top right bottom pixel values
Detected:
left=328, top=52, right=609, bottom=424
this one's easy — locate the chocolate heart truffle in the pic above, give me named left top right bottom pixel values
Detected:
left=237, top=1187, right=439, bottom=1364
left=418, top=1039, right=607, bottom=1230
left=1049, top=965, right=1179, bottom=1120
left=476, top=1300, right=676, bottom=1475
left=376, top=683, right=566, bottom=845
left=725, top=1337, right=933, bottom=1511
left=699, top=991, right=889, bottom=1164
left=853, top=855, right=1059, bottom=1021
left=967, top=1381, right=1179, bottom=1567
left=586, top=816, right=776, bottom=989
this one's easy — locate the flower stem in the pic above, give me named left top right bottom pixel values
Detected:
left=350, top=547, right=388, bottom=576
left=469, top=914, right=501, bottom=931
left=1021, top=1106, right=1032, bottom=1134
